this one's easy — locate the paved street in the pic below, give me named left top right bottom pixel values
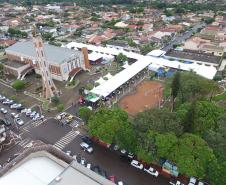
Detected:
left=162, top=22, right=206, bottom=52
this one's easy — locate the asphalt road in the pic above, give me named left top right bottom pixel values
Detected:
left=64, top=136, right=169, bottom=185
left=162, top=22, right=206, bottom=52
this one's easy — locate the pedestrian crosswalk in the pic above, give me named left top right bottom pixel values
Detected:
left=17, top=138, right=31, bottom=147
left=54, top=130, right=80, bottom=150
left=21, top=119, right=46, bottom=133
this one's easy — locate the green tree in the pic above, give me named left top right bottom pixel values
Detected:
left=136, top=130, right=157, bottom=163
left=51, top=96, right=60, bottom=105
left=177, top=101, right=225, bottom=135
left=133, top=109, right=183, bottom=136
left=140, top=44, right=154, bottom=55
left=88, top=108, right=136, bottom=152
left=42, top=32, right=53, bottom=41
left=116, top=53, right=128, bottom=64
left=78, top=106, right=93, bottom=123
left=165, top=72, right=219, bottom=106
left=57, top=104, right=64, bottom=112
left=203, top=113, right=226, bottom=160
left=12, top=80, right=26, bottom=91
left=171, top=72, right=181, bottom=111
left=170, top=133, right=216, bottom=178
left=155, top=132, right=178, bottom=158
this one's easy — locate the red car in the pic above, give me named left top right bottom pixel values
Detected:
left=108, top=175, right=116, bottom=183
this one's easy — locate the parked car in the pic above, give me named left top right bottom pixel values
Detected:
left=108, top=175, right=116, bottom=183
left=16, top=106, right=25, bottom=111
left=81, top=136, right=92, bottom=145
left=86, top=163, right=91, bottom=169
left=0, top=96, right=6, bottom=101
left=56, top=112, right=66, bottom=120
left=130, top=160, right=143, bottom=170
left=0, top=119, right=11, bottom=126
left=198, top=181, right=204, bottom=185
left=65, top=150, right=72, bottom=156
left=3, top=99, right=13, bottom=105
left=169, top=180, right=184, bottom=185
left=25, top=109, right=32, bottom=116
left=10, top=104, right=22, bottom=109
left=118, top=181, right=124, bottom=185
left=15, top=118, right=24, bottom=126
left=188, top=177, right=197, bottom=185
left=0, top=108, right=8, bottom=114
left=120, top=149, right=127, bottom=154
left=144, top=166, right=159, bottom=177
left=33, top=113, right=40, bottom=120
left=4, top=119, right=11, bottom=126
left=127, top=152, right=134, bottom=159
left=81, top=157, right=86, bottom=166
left=99, top=170, right=107, bottom=178
left=80, top=142, right=93, bottom=153
left=92, top=165, right=101, bottom=175
left=30, top=111, right=36, bottom=118
left=11, top=112, right=19, bottom=119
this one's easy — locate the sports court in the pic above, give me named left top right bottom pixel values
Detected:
left=119, top=81, right=163, bottom=116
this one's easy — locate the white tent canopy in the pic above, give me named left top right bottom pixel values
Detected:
left=91, top=59, right=150, bottom=97
left=65, top=42, right=217, bottom=80
left=95, top=77, right=106, bottom=85
left=104, top=73, right=113, bottom=80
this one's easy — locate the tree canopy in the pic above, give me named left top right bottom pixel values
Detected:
left=165, top=72, right=219, bottom=107
left=88, top=108, right=136, bottom=152
left=176, top=101, right=225, bottom=135
left=78, top=106, right=93, bottom=123
left=12, top=80, right=26, bottom=91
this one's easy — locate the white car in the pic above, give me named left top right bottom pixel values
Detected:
left=130, top=160, right=143, bottom=170
left=170, top=181, right=184, bottom=185
left=80, top=142, right=93, bottom=153
left=21, top=108, right=28, bottom=113
left=10, top=104, right=22, bottom=109
left=32, top=113, right=40, bottom=120
left=127, top=152, right=134, bottom=159
left=86, top=163, right=91, bottom=169
left=56, top=112, right=66, bottom=120
left=188, top=177, right=197, bottom=185
left=30, top=111, right=36, bottom=118
left=0, top=96, right=6, bottom=101
left=81, top=158, right=86, bottom=166
left=3, top=99, right=13, bottom=105
left=65, top=150, right=72, bottom=156
left=25, top=109, right=32, bottom=116
left=15, top=118, right=24, bottom=126
left=144, top=166, right=159, bottom=177
left=0, top=108, right=7, bottom=114
left=11, top=112, right=19, bottom=118
left=120, top=149, right=127, bottom=154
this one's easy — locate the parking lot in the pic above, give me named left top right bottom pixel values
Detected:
left=0, top=92, right=171, bottom=185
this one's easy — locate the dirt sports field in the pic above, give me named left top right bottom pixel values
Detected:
left=119, top=81, right=163, bottom=116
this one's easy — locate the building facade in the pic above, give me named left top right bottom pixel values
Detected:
left=4, top=41, right=89, bottom=81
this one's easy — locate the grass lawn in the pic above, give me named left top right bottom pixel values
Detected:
left=213, top=92, right=226, bottom=101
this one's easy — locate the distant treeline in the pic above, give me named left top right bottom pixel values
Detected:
left=0, top=0, right=225, bottom=11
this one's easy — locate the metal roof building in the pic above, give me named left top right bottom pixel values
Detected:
left=4, top=41, right=87, bottom=81
left=6, top=41, right=81, bottom=65
left=0, top=145, right=115, bottom=185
